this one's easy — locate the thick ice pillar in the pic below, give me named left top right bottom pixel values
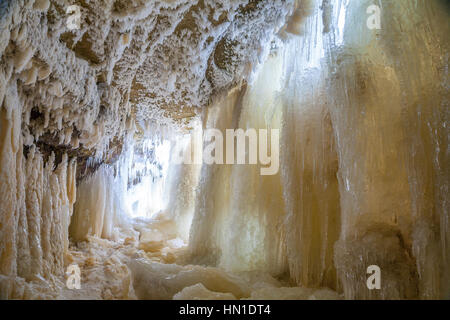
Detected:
left=189, top=87, right=247, bottom=266
left=219, top=56, right=287, bottom=276
left=325, top=0, right=449, bottom=299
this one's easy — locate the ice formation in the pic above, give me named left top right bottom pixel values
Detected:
left=0, top=83, right=77, bottom=297
left=0, top=0, right=448, bottom=300
left=189, top=0, right=449, bottom=299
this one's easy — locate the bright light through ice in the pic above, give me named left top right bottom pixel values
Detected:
left=336, top=0, right=348, bottom=46
left=305, top=9, right=325, bottom=69
left=125, top=138, right=172, bottom=219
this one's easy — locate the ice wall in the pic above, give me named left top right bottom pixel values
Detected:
left=189, top=55, right=288, bottom=276
left=281, top=36, right=341, bottom=291
left=165, top=128, right=203, bottom=241
left=70, top=164, right=123, bottom=242
left=324, top=0, right=449, bottom=300
left=188, top=0, right=449, bottom=299
left=188, top=1, right=337, bottom=283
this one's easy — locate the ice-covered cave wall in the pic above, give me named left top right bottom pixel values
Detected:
left=188, top=0, right=449, bottom=299
left=0, top=92, right=77, bottom=295
left=0, top=0, right=296, bottom=160
left=0, top=0, right=297, bottom=298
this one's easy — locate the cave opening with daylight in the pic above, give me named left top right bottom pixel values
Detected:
left=123, top=135, right=172, bottom=219
left=0, top=0, right=449, bottom=300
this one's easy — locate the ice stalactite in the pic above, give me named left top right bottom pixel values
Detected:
left=70, top=165, right=119, bottom=242
left=69, top=152, right=137, bottom=243
left=69, top=126, right=194, bottom=243
left=0, top=80, right=77, bottom=299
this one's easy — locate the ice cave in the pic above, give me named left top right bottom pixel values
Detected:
left=0, top=0, right=448, bottom=300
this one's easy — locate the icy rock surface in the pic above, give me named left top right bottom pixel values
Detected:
left=128, top=257, right=340, bottom=300
left=128, top=259, right=251, bottom=299
left=173, top=283, right=237, bottom=300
